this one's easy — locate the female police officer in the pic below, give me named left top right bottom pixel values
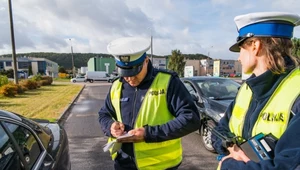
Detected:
left=98, top=37, right=200, bottom=170
left=212, top=12, right=300, bottom=170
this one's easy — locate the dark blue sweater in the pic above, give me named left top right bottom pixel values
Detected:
left=98, top=62, right=200, bottom=168
left=212, top=67, right=300, bottom=170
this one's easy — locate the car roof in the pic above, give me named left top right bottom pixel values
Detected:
left=0, top=110, right=22, bottom=121
left=180, top=76, right=228, bottom=81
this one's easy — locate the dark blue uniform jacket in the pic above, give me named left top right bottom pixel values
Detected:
left=99, top=62, right=200, bottom=169
left=212, top=61, right=300, bottom=170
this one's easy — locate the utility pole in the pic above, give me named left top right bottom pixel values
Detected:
left=8, top=0, right=18, bottom=84
left=69, top=39, right=75, bottom=77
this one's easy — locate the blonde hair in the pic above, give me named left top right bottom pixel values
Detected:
left=243, top=37, right=300, bottom=74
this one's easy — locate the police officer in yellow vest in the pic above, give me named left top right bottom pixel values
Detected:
left=212, top=12, right=300, bottom=170
left=98, top=37, right=200, bottom=170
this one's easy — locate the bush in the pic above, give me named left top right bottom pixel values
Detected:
left=15, top=83, right=26, bottom=94
left=31, top=74, right=42, bottom=81
left=19, top=79, right=38, bottom=90
left=0, top=75, right=9, bottom=87
left=0, top=83, right=18, bottom=97
left=41, top=76, right=53, bottom=85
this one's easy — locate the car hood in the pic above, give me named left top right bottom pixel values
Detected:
left=209, top=99, right=232, bottom=112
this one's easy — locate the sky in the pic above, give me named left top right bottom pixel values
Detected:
left=1, top=0, right=300, bottom=60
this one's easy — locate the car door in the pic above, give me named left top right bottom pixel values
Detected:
left=182, top=80, right=206, bottom=113
left=0, top=119, right=52, bottom=170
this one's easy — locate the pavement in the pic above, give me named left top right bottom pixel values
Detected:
left=57, top=83, right=86, bottom=126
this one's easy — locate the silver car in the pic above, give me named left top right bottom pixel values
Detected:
left=70, top=76, right=87, bottom=83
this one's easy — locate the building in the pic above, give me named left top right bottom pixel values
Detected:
left=0, top=56, right=59, bottom=78
left=151, top=57, right=167, bottom=69
left=184, top=58, right=242, bottom=77
left=87, top=56, right=116, bottom=74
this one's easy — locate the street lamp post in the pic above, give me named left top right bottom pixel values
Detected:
left=147, top=27, right=154, bottom=64
left=207, top=46, right=213, bottom=75
left=69, top=39, right=75, bottom=77
left=8, top=0, right=18, bottom=84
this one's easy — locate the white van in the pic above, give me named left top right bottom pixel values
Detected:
left=85, top=71, right=111, bottom=83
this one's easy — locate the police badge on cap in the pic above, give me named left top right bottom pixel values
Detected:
left=119, top=55, right=130, bottom=65
left=107, top=37, right=151, bottom=77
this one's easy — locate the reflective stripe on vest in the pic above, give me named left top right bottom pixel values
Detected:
left=110, top=73, right=182, bottom=170
left=229, top=67, right=300, bottom=138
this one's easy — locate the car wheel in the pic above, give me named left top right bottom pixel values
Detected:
left=72, top=80, right=76, bottom=83
left=89, top=79, right=94, bottom=83
left=200, top=120, right=216, bottom=153
left=108, top=79, right=112, bottom=83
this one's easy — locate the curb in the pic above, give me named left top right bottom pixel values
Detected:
left=58, top=84, right=86, bottom=126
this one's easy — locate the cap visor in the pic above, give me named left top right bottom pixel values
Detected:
left=229, top=37, right=248, bottom=52
left=117, top=64, right=143, bottom=77
left=229, top=43, right=241, bottom=52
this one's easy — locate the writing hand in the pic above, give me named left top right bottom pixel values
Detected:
left=110, top=121, right=125, bottom=137
left=117, top=127, right=145, bottom=143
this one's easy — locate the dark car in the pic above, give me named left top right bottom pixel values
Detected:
left=181, top=76, right=240, bottom=152
left=0, top=110, right=71, bottom=170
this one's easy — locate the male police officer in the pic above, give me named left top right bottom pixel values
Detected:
left=98, top=37, right=200, bottom=170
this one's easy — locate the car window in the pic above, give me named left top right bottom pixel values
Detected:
left=183, top=82, right=197, bottom=97
left=196, top=79, right=239, bottom=98
left=0, top=124, right=20, bottom=170
left=4, top=122, right=42, bottom=169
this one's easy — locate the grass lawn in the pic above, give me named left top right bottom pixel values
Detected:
left=0, top=82, right=83, bottom=121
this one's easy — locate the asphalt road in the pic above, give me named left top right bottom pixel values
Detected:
left=64, top=82, right=219, bottom=170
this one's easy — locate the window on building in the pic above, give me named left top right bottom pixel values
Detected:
left=38, top=61, right=46, bottom=74
left=0, top=62, right=3, bottom=69
left=6, top=61, right=12, bottom=67
left=18, top=62, right=29, bottom=69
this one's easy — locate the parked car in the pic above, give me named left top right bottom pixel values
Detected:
left=70, top=75, right=87, bottom=83
left=85, top=71, right=111, bottom=83
left=181, top=76, right=240, bottom=152
left=0, top=110, right=71, bottom=170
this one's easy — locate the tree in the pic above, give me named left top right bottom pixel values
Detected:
left=59, top=66, right=67, bottom=73
left=28, top=65, right=33, bottom=75
left=167, top=49, right=186, bottom=77
left=292, top=37, right=300, bottom=57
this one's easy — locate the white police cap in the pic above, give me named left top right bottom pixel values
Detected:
left=107, top=37, right=151, bottom=77
left=230, top=12, right=300, bottom=52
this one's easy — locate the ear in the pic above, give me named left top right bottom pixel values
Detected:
left=253, top=40, right=262, bottom=56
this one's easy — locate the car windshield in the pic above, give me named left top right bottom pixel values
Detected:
left=195, top=79, right=240, bottom=99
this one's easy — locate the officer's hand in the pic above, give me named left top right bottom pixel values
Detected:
left=220, top=144, right=250, bottom=164
left=110, top=121, right=125, bottom=137
left=117, top=127, right=145, bottom=143
left=218, top=144, right=250, bottom=169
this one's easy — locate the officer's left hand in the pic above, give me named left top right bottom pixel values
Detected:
left=117, top=127, right=145, bottom=143
left=219, top=144, right=250, bottom=168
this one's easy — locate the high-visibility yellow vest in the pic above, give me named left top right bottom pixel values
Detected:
left=109, top=72, right=182, bottom=170
left=229, top=67, right=300, bottom=138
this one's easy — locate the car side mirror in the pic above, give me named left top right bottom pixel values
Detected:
left=191, top=94, right=204, bottom=103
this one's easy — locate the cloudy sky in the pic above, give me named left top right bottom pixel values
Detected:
left=1, top=0, right=300, bottom=60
